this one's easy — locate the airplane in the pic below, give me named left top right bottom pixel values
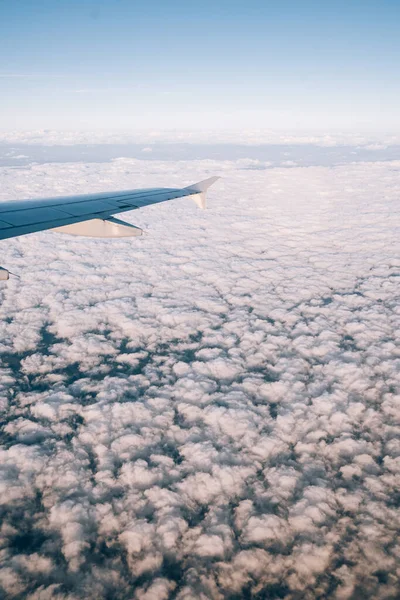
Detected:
left=0, top=176, right=219, bottom=280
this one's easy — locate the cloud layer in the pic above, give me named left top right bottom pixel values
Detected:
left=0, top=157, right=400, bottom=599
left=1, top=128, right=400, bottom=147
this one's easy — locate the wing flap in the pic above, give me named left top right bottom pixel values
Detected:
left=0, top=220, right=14, bottom=230
left=53, top=217, right=143, bottom=238
left=60, top=200, right=120, bottom=217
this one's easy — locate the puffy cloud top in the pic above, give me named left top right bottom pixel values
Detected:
left=0, top=156, right=400, bottom=598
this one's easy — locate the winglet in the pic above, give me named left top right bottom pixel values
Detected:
left=184, top=176, right=220, bottom=193
left=184, top=176, right=220, bottom=210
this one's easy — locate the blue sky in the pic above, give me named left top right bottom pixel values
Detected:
left=0, top=0, right=399, bottom=132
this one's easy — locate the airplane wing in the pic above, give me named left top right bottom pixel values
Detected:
left=0, top=176, right=219, bottom=242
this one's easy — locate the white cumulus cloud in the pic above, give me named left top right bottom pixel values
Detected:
left=0, top=155, right=399, bottom=598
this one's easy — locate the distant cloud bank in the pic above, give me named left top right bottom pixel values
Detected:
left=1, top=129, right=400, bottom=148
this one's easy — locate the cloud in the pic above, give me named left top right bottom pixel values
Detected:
left=1, top=129, right=400, bottom=148
left=0, top=155, right=399, bottom=598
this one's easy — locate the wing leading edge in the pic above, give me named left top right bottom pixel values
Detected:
left=0, top=176, right=219, bottom=242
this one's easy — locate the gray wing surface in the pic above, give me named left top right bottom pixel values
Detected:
left=0, top=176, right=219, bottom=241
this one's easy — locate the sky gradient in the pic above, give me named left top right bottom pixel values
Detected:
left=0, top=0, right=399, bottom=132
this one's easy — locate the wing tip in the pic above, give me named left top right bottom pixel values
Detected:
left=184, top=176, right=220, bottom=193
